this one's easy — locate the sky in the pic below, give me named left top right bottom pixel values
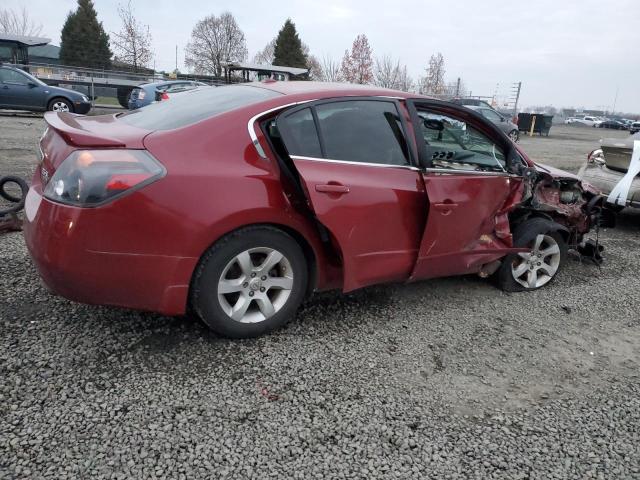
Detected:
left=6, top=0, right=640, bottom=113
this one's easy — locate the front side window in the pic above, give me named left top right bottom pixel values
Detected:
left=481, top=109, right=502, bottom=122
left=417, top=109, right=506, bottom=172
left=315, top=100, right=410, bottom=166
left=0, top=68, right=29, bottom=85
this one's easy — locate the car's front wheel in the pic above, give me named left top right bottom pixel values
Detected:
left=48, top=98, right=73, bottom=113
left=508, top=129, right=519, bottom=142
left=497, top=220, right=567, bottom=292
left=191, top=226, right=308, bottom=338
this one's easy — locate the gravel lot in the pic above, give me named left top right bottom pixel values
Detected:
left=1, top=113, right=640, bottom=479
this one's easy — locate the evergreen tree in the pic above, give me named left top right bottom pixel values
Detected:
left=272, top=19, right=307, bottom=70
left=59, top=0, right=112, bottom=68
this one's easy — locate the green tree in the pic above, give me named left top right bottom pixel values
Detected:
left=272, top=19, right=307, bottom=70
left=59, top=0, right=112, bottom=68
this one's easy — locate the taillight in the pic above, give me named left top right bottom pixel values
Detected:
left=43, top=150, right=165, bottom=207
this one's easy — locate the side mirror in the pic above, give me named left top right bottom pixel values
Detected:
left=423, top=118, right=444, bottom=131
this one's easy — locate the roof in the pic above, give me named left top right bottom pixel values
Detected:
left=254, top=80, right=414, bottom=99
left=0, top=33, right=51, bottom=47
left=222, top=62, right=308, bottom=76
left=28, top=44, right=60, bottom=59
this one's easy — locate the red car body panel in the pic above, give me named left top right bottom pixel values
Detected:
left=23, top=82, right=596, bottom=316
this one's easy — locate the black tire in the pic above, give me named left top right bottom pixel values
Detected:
left=191, top=226, right=308, bottom=338
left=116, top=88, right=132, bottom=108
left=497, top=219, right=568, bottom=292
left=47, top=97, right=73, bottom=113
left=0, top=175, right=28, bottom=203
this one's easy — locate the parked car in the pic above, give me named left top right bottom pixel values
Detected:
left=465, top=105, right=520, bottom=142
left=127, top=80, right=207, bottom=109
left=24, top=83, right=608, bottom=338
left=573, top=116, right=602, bottom=127
left=598, top=119, right=628, bottom=130
left=450, top=97, right=495, bottom=110
left=630, top=122, right=640, bottom=134
left=579, top=132, right=640, bottom=208
left=0, top=64, right=91, bottom=113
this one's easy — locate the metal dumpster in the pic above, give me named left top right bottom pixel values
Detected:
left=518, top=113, right=553, bottom=136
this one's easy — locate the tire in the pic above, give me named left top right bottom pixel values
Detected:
left=497, top=219, right=567, bottom=292
left=191, top=226, right=308, bottom=338
left=47, top=97, right=73, bottom=113
left=508, top=129, right=519, bottom=142
left=117, top=88, right=132, bottom=108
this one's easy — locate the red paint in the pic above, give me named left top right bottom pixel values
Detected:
left=23, top=82, right=590, bottom=316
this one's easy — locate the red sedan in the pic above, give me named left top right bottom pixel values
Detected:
left=24, top=82, right=605, bottom=338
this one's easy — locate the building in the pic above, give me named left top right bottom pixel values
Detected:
left=0, top=33, right=51, bottom=64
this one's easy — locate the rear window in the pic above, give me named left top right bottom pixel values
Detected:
left=119, top=85, right=282, bottom=130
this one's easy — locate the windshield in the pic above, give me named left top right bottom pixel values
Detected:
left=119, top=85, right=282, bottom=130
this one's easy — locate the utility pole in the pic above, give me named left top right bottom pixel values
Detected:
left=175, top=45, right=178, bottom=72
left=612, top=86, right=619, bottom=115
left=511, top=81, right=522, bottom=116
left=455, top=77, right=461, bottom=97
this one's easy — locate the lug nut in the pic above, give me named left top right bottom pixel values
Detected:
left=261, top=275, right=267, bottom=281
left=537, top=262, right=541, bottom=266
left=251, top=272, right=256, bottom=278
left=249, top=291, right=254, bottom=297
left=243, top=282, right=248, bottom=288
left=260, top=287, right=265, bottom=292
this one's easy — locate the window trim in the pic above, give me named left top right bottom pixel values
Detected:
left=275, top=96, right=418, bottom=168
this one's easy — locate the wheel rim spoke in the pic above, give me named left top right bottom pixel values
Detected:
left=538, top=262, right=555, bottom=275
left=266, top=276, right=293, bottom=290
left=513, top=263, right=529, bottom=277
left=258, top=250, right=283, bottom=273
left=230, top=295, right=251, bottom=321
left=533, top=234, right=544, bottom=252
left=235, top=251, right=253, bottom=277
left=218, top=278, right=244, bottom=294
left=255, top=296, right=276, bottom=318
left=539, top=244, right=560, bottom=257
left=527, top=270, right=538, bottom=288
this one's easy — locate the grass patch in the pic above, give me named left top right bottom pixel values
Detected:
left=94, top=96, right=120, bottom=106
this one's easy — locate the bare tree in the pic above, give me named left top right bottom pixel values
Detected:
left=306, top=54, right=323, bottom=80
left=320, top=55, right=341, bottom=82
left=185, top=12, right=248, bottom=76
left=419, top=52, right=446, bottom=95
left=0, top=7, right=43, bottom=36
left=340, top=34, right=373, bottom=84
left=111, top=1, right=153, bottom=71
left=252, top=38, right=275, bottom=64
left=374, top=55, right=401, bottom=89
left=396, top=65, right=415, bottom=93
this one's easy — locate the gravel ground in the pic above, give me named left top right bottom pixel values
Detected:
left=1, top=114, right=640, bottom=479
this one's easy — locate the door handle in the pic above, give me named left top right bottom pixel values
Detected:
left=315, top=183, right=350, bottom=194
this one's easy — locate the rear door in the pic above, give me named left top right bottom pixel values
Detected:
left=406, top=100, right=524, bottom=280
left=275, top=98, right=427, bottom=292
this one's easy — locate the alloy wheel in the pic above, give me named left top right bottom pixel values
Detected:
left=217, top=247, right=294, bottom=323
left=52, top=101, right=70, bottom=112
left=509, top=130, right=519, bottom=142
left=511, top=234, right=561, bottom=289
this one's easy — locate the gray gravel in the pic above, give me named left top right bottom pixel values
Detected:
left=2, top=116, right=640, bottom=479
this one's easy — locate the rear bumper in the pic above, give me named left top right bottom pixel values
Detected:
left=578, top=162, right=640, bottom=208
left=23, top=187, right=196, bottom=315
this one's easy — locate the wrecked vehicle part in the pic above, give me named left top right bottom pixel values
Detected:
left=0, top=175, right=28, bottom=234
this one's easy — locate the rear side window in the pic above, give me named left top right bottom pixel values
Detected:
left=120, top=85, right=281, bottom=130
left=315, top=100, right=410, bottom=166
left=0, top=68, right=28, bottom=84
left=277, top=108, right=322, bottom=158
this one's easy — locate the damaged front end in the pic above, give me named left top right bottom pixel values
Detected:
left=509, top=163, right=615, bottom=264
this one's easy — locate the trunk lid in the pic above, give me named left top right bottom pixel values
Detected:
left=38, top=112, right=151, bottom=186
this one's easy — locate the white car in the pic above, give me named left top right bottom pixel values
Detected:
left=576, top=116, right=603, bottom=127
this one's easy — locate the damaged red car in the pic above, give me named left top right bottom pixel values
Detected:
left=23, top=82, right=610, bottom=338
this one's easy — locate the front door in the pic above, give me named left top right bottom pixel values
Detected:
left=275, top=98, right=427, bottom=292
left=407, top=100, right=524, bottom=280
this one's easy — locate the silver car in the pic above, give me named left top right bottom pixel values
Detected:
left=579, top=132, right=640, bottom=208
left=466, top=106, right=520, bottom=142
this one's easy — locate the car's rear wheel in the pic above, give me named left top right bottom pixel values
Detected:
left=508, top=129, right=519, bottom=142
left=191, top=226, right=308, bottom=338
left=497, top=220, right=567, bottom=292
left=48, top=98, right=73, bottom=113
